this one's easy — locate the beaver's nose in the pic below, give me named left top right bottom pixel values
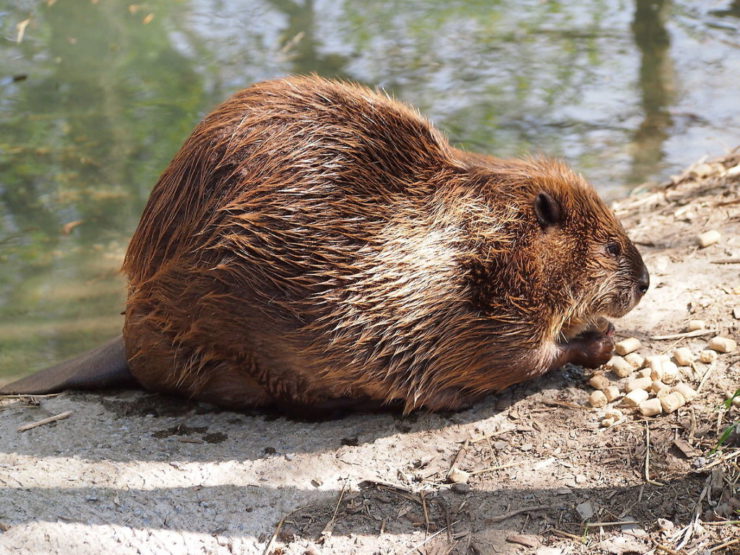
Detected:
left=636, top=264, right=650, bottom=296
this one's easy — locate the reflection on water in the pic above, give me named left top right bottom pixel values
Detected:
left=0, top=0, right=738, bottom=379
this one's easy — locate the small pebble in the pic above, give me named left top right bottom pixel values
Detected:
left=451, top=483, right=470, bottom=494
left=697, top=230, right=721, bottom=248
left=447, top=467, right=470, bottom=484
left=661, top=361, right=679, bottom=384
left=622, top=389, right=649, bottom=407
left=609, top=356, right=634, bottom=378
left=625, top=352, right=645, bottom=368
left=672, top=383, right=697, bottom=402
left=733, top=306, right=740, bottom=320
left=589, top=390, right=607, bottom=408
left=698, top=349, right=717, bottom=363
left=732, top=396, right=740, bottom=409
left=576, top=500, right=594, bottom=520
left=626, top=377, right=652, bottom=393
left=588, top=374, right=610, bottom=390
left=708, top=336, right=737, bottom=353
left=687, top=319, right=705, bottom=331
left=639, top=398, right=663, bottom=417
left=673, top=347, right=693, bottom=366
left=604, top=386, right=621, bottom=403
left=600, top=417, right=615, bottom=428
left=615, top=337, right=641, bottom=356
left=660, top=392, right=686, bottom=414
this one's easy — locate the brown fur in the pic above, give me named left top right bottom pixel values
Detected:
left=121, top=75, right=648, bottom=414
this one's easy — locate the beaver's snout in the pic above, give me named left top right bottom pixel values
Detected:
left=635, top=263, right=649, bottom=297
left=630, top=249, right=650, bottom=308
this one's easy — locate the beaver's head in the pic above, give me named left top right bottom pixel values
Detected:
left=524, top=160, right=649, bottom=337
left=459, top=156, right=649, bottom=341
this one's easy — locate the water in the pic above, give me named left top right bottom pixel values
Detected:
left=0, top=0, right=738, bottom=380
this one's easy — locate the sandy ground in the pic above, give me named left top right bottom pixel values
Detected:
left=1, top=151, right=738, bottom=554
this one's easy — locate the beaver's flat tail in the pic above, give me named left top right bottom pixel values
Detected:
left=0, top=335, right=138, bottom=395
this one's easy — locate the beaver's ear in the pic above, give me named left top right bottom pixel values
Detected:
left=534, top=192, right=561, bottom=229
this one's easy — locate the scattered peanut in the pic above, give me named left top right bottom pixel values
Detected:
left=608, top=356, right=634, bottom=378
left=651, top=380, right=671, bottom=398
left=600, top=417, right=615, bottom=428
left=661, top=361, right=679, bottom=384
left=648, top=356, right=665, bottom=380
left=625, top=352, right=645, bottom=369
left=637, top=368, right=652, bottom=379
left=626, top=377, right=652, bottom=393
left=588, top=374, right=610, bottom=391
left=707, top=336, right=737, bottom=353
left=687, top=319, right=706, bottom=331
left=622, top=389, right=649, bottom=407
left=447, top=467, right=470, bottom=484
left=672, top=348, right=693, bottom=366
left=697, top=230, right=721, bottom=248
left=604, top=386, right=621, bottom=403
left=589, top=390, right=608, bottom=408
left=699, top=350, right=717, bottom=363
left=672, top=383, right=697, bottom=402
left=615, top=337, right=641, bottom=356
left=660, top=392, right=686, bottom=414
left=639, top=398, right=663, bottom=417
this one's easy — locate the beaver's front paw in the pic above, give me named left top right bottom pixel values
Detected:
left=566, top=330, right=615, bottom=368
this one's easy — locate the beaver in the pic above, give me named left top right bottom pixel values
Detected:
left=1, top=76, right=649, bottom=415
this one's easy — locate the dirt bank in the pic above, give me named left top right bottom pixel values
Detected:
left=1, top=150, right=738, bottom=554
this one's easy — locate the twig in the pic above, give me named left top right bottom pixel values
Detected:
left=470, top=429, right=510, bottom=443
left=470, top=460, right=525, bottom=476
left=710, top=258, right=740, bottom=264
left=696, top=360, right=717, bottom=393
left=420, top=491, right=430, bottom=534
left=544, top=400, right=587, bottom=410
left=710, top=537, right=740, bottom=552
left=675, top=475, right=712, bottom=550
left=0, top=393, right=62, bottom=399
left=694, top=450, right=740, bottom=472
left=17, top=411, right=73, bottom=432
left=486, top=505, right=552, bottom=523
left=402, top=526, right=448, bottom=555
left=655, top=543, right=681, bottom=554
left=652, top=330, right=716, bottom=340
left=550, top=528, right=586, bottom=543
left=262, top=516, right=285, bottom=555
left=321, top=480, right=348, bottom=539
left=449, top=440, right=468, bottom=473
left=703, top=520, right=740, bottom=526
left=644, top=422, right=664, bottom=486
left=584, top=520, right=639, bottom=528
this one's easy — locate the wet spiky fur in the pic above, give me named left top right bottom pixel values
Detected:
left=122, top=76, right=647, bottom=414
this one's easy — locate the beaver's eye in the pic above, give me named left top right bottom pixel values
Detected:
left=606, top=242, right=621, bottom=257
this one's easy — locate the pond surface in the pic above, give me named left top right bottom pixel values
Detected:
left=0, top=0, right=738, bottom=380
